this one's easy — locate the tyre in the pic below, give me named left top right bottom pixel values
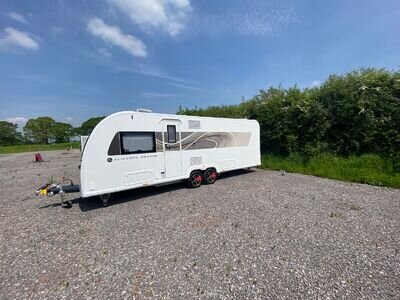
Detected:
left=187, top=171, right=203, bottom=188
left=203, top=168, right=218, bottom=184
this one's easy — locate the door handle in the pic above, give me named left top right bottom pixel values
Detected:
left=166, top=144, right=171, bottom=150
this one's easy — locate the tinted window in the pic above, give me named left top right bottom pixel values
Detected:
left=167, top=125, right=176, bottom=143
left=120, top=132, right=155, bottom=154
left=108, top=132, right=121, bottom=155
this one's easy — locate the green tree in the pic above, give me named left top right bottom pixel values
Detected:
left=78, top=116, right=105, bottom=135
left=51, top=122, right=74, bottom=143
left=23, top=117, right=56, bottom=144
left=0, top=121, right=22, bottom=146
left=318, top=68, right=400, bottom=156
left=246, top=86, right=329, bottom=154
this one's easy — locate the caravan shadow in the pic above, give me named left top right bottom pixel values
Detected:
left=218, top=168, right=255, bottom=180
left=38, top=168, right=256, bottom=211
left=77, top=181, right=185, bottom=212
left=38, top=197, right=81, bottom=209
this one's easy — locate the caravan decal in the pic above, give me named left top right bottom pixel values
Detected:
left=155, top=132, right=251, bottom=151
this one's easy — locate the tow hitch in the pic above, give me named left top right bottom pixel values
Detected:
left=35, top=178, right=80, bottom=208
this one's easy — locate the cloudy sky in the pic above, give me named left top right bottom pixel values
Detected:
left=0, top=0, right=399, bottom=127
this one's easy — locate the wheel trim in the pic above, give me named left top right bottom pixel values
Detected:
left=191, top=174, right=202, bottom=186
left=207, top=171, right=217, bottom=182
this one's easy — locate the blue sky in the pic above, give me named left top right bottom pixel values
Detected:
left=0, top=0, right=399, bottom=128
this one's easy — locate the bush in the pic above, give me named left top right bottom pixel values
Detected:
left=179, top=68, right=400, bottom=170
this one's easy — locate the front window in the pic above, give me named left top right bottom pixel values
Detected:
left=120, top=132, right=156, bottom=154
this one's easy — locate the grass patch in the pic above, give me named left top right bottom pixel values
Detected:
left=261, top=153, right=400, bottom=189
left=0, top=142, right=80, bottom=154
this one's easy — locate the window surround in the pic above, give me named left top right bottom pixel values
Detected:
left=118, top=131, right=156, bottom=155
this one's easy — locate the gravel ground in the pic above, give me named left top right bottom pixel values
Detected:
left=0, top=150, right=399, bottom=299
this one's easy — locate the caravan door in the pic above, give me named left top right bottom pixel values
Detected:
left=162, top=120, right=182, bottom=178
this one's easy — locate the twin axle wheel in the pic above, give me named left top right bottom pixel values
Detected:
left=97, top=170, right=218, bottom=206
left=204, top=169, right=218, bottom=184
left=187, top=169, right=218, bottom=188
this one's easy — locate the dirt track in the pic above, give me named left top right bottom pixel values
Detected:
left=0, top=150, right=399, bottom=299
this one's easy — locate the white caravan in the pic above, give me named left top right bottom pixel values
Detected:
left=36, top=110, right=261, bottom=207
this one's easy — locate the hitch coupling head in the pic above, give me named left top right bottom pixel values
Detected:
left=35, top=183, right=79, bottom=197
left=35, top=184, right=61, bottom=197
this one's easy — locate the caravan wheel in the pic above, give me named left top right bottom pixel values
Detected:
left=187, top=171, right=203, bottom=188
left=204, top=169, right=218, bottom=184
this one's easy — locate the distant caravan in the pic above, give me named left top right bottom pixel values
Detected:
left=36, top=110, right=261, bottom=207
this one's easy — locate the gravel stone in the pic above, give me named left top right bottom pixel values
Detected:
left=0, top=150, right=399, bottom=299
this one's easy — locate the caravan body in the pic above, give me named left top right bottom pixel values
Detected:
left=80, top=111, right=260, bottom=198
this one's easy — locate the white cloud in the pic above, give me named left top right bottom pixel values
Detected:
left=110, top=0, right=192, bottom=36
left=0, top=27, right=39, bottom=50
left=112, top=62, right=188, bottom=82
left=87, top=18, right=147, bottom=57
left=6, top=12, right=28, bottom=24
left=310, top=80, right=321, bottom=88
left=66, top=117, right=73, bottom=121
left=97, top=47, right=112, bottom=57
left=198, top=4, right=297, bottom=37
left=231, top=7, right=297, bottom=36
left=169, top=82, right=204, bottom=91
left=5, top=117, right=28, bottom=126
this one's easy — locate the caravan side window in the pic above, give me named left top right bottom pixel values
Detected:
left=167, top=125, right=176, bottom=143
left=120, top=132, right=156, bottom=154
